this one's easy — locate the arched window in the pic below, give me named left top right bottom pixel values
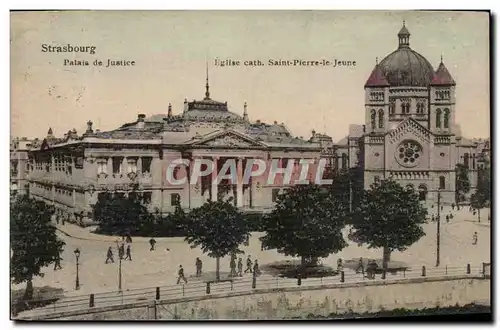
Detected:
left=436, top=108, right=442, bottom=128
left=443, top=109, right=450, bottom=129
left=472, top=153, right=476, bottom=170
left=370, top=110, right=376, bottom=129
left=389, top=102, right=395, bottom=114
left=418, top=184, right=427, bottom=201
left=341, top=153, right=348, bottom=169
left=439, top=176, right=445, bottom=190
left=401, top=103, right=406, bottom=114
left=378, top=109, right=384, bottom=128
left=463, top=153, right=469, bottom=168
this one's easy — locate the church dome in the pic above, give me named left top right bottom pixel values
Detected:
left=378, top=23, right=435, bottom=87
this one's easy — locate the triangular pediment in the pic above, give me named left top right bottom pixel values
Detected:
left=387, top=118, right=432, bottom=144
left=188, top=129, right=268, bottom=148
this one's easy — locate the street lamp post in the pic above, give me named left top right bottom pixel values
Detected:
left=436, top=190, right=441, bottom=267
left=74, top=248, right=81, bottom=290
left=118, top=254, right=123, bottom=293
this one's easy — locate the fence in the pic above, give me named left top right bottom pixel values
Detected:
left=14, top=262, right=489, bottom=319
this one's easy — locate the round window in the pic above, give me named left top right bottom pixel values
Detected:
left=395, top=140, right=422, bottom=168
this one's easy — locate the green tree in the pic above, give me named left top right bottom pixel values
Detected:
left=183, top=200, right=249, bottom=281
left=455, top=164, right=470, bottom=205
left=10, top=195, right=66, bottom=300
left=470, top=190, right=488, bottom=223
left=260, top=184, right=348, bottom=271
left=93, top=190, right=154, bottom=236
left=351, top=178, right=427, bottom=270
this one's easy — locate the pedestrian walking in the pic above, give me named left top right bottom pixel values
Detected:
left=229, top=257, right=237, bottom=277
left=149, top=238, right=156, bottom=251
left=431, top=215, right=435, bottom=222
left=355, top=257, right=364, bottom=274
left=53, top=253, right=62, bottom=270
left=124, top=244, right=132, bottom=261
left=366, top=260, right=377, bottom=279
left=446, top=215, right=449, bottom=223
left=55, top=215, right=60, bottom=225
left=105, top=247, right=114, bottom=264
left=244, top=256, right=253, bottom=273
left=253, top=259, right=261, bottom=276
left=472, top=232, right=478, bottom=245
left=195, top=257, right=202, bottom=277
left=177, top=265, right=188, bottom=284
left=451, top=203, right=455, bottom=210
left=125, top=234, right=132, bottom=244
left=337, top=258, right=343, bottom=272
left=237, top=258, right=243, bottom=277
left=118, top=243, right=125, bottom=260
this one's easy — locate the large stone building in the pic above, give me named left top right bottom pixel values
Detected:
left=334, top=22, right=487, bottom=205
left=10, top=137, right=33, bottom=197
left=26, top=77, right=337, bottom=224
left=22, top=22, right=488, bottom=225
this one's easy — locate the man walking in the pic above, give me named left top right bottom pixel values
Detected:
left=229, top=256, right=237, bottom=277
left=149, top=237, right=156, bottom=251
left=237, top=257, right=243, bottom=277
left=244, top=256, right=253, bottom=273
left=124, top=244, right=132, bottom=261
left=105, top=246, right=114, bottom=264
left=195, top=257, right=202, bottom=277
left=472, top=232, right=478, bottom=245
left=177, top=265, right=188, bottom=284
left=118, top=243, right=125, bottom=260
left=355, top=257, right=364, bottom=274
left=54, top=252, right=62, bottom=270
left=253, top=259, right=261, bottom=277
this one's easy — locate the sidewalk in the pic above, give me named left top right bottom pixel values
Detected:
left=54, top=223, right=188, bottom=243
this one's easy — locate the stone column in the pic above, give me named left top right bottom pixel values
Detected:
left=122, top=157, right=128, bottom=175
left=107, top=157, right=112, bottom=175
left=137, top=157, right=143, bottom=174
left=236, top=157, right=243, bottom=208
left=211, top=156, right=218, bottom=202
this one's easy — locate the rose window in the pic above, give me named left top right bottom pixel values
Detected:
left=396, top=140, right=422, bottom=167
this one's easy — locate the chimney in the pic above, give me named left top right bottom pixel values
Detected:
left=47, top=127, right=54, bottom=138
left=168, top=103, right=173, bottom=118
left=274, top=121, right=278, bottom=125
left=183, top=98, right=188, bottom=112
left=137, top=114, right=146, bottom=129
left=256, top=119, right=261, bottom=124
left=243, top=101, right=249, bottom=122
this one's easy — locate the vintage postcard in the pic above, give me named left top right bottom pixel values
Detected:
left=10, top=10, right=491, bottom=321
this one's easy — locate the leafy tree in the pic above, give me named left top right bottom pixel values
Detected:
left=470, top=190, right=488, bottom=223
left=260, top=184, right=348, bottom=271
left=10, top=195, right=66, bottom=300
left=351, top=178, right=427, bottom=270
left=455, top=164, right=470, bottom=205
left=476, top=162, right=491, bottom=204
left=93, top=190, right=154, bottom=236
left=183, top=200, right=249, bottom=281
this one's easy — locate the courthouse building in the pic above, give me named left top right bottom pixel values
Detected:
left=25, top=23, right=487, bottom=225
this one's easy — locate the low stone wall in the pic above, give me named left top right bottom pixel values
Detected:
left=21, top=275, right=490, bottom=320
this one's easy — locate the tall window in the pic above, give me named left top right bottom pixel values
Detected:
left=389, top=102, right=395, bottom=114
left=170, top=193, right=180, bottom=206
left=97, top=159, right=107, bottom=175
left=463, top=153, right=469, bottom=168
left=439, top=176, right=446, bottom=190
left=341, top=153, right=348, bottom=169
left=436, top=108, right=442, bottom=128
left=418, top=184, right=427, bottom=201
left=378, top=109, right=384, bottom=128
left=370, top=109, right=376, bottom=129
left=443, top=109, right=450, bottom=129
left=142, top=157, right=152, bottom=173
left=112, top=157, right=123, bottom=174
left=472, top=153, right=476, bottom=170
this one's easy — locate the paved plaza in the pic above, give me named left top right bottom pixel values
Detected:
left=12, top=206, right=490, bottom=300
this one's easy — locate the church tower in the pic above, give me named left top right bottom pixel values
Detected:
left=429, top=57, right=457, bottom=135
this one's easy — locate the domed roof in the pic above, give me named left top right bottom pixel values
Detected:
left=377, top=23, right=435, bottom=87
